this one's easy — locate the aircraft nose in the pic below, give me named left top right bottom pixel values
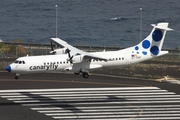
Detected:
left=6, top=65, right=11, bottom=72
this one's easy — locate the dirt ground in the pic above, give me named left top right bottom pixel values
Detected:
left=93, top=56, right=180, bottom=79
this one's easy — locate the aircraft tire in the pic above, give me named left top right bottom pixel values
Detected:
left=15, top=76, right=19, bottom=79
left=82, top=72, right=89, bottom=78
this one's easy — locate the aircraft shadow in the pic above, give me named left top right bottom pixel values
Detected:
left=0, top=92, right=128, bottom=113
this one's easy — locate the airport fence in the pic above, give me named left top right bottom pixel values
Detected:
left=0, top=42, right=180, bottom=60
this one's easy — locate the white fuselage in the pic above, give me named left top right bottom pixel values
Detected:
left=9, top=47, right=168, bottom=74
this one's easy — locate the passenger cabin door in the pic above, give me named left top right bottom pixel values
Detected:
left=126, top=52, right=131, bottom=65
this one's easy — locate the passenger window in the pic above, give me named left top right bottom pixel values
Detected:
left=23, top=61, right=25, bottom=64
left=19, top=61, right=22, bottom=64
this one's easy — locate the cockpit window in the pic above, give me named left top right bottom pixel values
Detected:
left=13, top=60, right=25, bottom=64
left=14, top=60, right=19, bottom=64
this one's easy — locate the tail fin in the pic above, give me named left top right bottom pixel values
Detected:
left=135, top=22, right=173, bottom=56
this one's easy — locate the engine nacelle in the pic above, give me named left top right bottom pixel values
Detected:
left=72, top=55, right=83, bottom=63
left=52, top=48, right=68, bottom=55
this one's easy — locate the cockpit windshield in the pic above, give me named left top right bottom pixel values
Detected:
left=13, top=60, right=25, bottom=64
left=14, top=60, right=19, bottom=63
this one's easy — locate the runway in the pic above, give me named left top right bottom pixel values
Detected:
left=0, top=71, right=180, bottom=120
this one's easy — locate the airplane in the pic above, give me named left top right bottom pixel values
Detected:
left=6, top=22, right=173, bottom=79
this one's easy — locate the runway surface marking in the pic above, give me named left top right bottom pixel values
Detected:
left=1, top=87, right=180, bottom=119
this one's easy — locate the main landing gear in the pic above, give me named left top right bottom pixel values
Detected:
left=74, top=70, right=89, bottom=78
left=82, top=72, right=89, bottom=78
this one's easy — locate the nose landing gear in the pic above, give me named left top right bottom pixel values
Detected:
left=15, top=74, right=20, bottom=79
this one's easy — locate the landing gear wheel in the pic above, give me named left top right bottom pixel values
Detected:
left=82, top=72, right=89, bottom=78
left=15, top=76, right=19, bottom=79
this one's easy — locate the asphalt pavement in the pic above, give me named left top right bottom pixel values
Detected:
left=0, top=71, right=180, bottom=120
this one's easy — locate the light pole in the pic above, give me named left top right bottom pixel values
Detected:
left=140, top=8, right=142, bottom=42
left=55, top=5, right=58, bottom=38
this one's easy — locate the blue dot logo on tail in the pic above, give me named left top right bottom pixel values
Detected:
left=152, top=30, right=163, bottom=42
left=150, top=46, right=159, bottom=55
left=142, top=40, right=150, bottom=49
left=135, top=46, right=139, bottom=50
left=142, top=51, right=147, bottom=55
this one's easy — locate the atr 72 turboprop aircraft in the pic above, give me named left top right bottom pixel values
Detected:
left=6, top=22, right=173, bottom=79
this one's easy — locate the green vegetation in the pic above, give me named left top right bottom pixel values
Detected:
left=0, top=39, right=26, bottom=57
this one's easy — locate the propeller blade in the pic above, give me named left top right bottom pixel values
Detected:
left=65, top=48, right=73, bottom=64
left=50, top=41, right=54, bottom=51
left=69, top=56, right=74, bottom=64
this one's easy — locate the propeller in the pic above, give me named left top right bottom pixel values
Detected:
left=49, top=41, right=56, bottom=54
left=65, top=48, right=73, bottom=64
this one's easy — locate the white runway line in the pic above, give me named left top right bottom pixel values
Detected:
left=0, top=86, right=160, bottom=93
left=2, top=92, right=174, bottom=98
left=31, top=104, right=180, bottom=110
left=21, top=101, right=180, bottom=107
left=7, top=94, right=180, bottom=101
left=82, top=117, right=180, bottom=120
left=1, top=87, right=180, bottom=120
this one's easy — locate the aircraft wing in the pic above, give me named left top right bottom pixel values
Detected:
left=51, top=38, right=87, bottom=55
left=51, top=38, right=108, bottom=62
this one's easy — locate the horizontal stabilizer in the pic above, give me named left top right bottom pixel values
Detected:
left=151, top=23, right=173, bottom=31
left=157, top=51, right=169, bottom=57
